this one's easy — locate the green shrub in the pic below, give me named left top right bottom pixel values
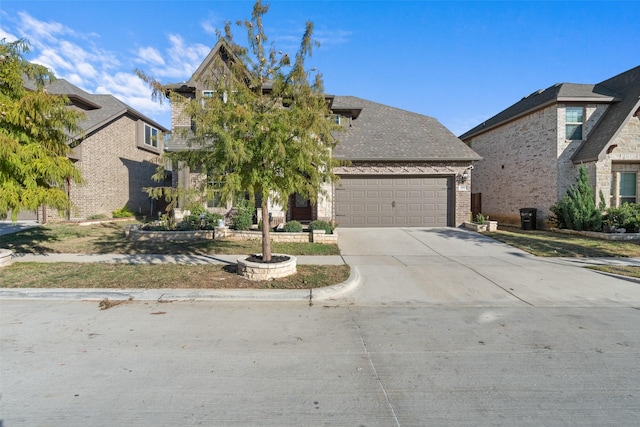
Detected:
left=231, top=199, right=254, bottom=231
left=308, top=220, right=333, bottom=234
left=283, top=220, right=303, bottom=232
left=549, top=165, right=602, bottom=231
left=112, top=206, right=135, bottom=218
left=605, top=203, right=640, bottom=233
left=176, top=214, right=201, bottom=231
left=186, top=204, right=206, bottom=216
left=202, top=212, right=224, bottom=230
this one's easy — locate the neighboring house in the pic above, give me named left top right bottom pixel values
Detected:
left=166, top=41, right=481, bottom=228
left=460, top=65, right=640, bottom=227
left=21, top=78, right=169, bottom=222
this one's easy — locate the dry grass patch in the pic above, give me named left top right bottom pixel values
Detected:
left=486, top=226, right=640, bottom=258
left=0, top=262, right=350, bottom=290
left=587, top=265, right=640, bottom=279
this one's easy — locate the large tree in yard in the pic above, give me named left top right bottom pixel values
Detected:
left=0, top=39, right=83, bottom=220
left=139, top=1, right=341, bottom=262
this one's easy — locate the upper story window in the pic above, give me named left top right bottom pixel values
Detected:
left=331, top=114, right=350, bottom=127
left=137, top=120, right=162, bottom=154
left=565, top=106, right=584, bottom=140
left=144, top=124, right=159, bottom=148
left=201, top=90, right=227, bottom=106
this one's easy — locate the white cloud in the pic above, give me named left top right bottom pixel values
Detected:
left=0, top=27, right=18, bottom=42
left=201, top=21, right=217, bottom=35
left=314, top=29, right=352, bottom=46
left=136, top=46, right=165, bottom=66
left=5, top=11, right=195, bottom=128
left=137, top=34, right=210, bottom=80
left=17, top=11, right=75, bottom=43
left=96, top=71, right=170, bottom=117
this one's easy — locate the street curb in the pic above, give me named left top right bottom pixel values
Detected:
left=0, top=267, right=360, bottom=302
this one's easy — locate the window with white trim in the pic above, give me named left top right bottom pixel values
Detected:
left=619, top=172, right=637, bottom=205
left=144, top=123, right=159, bottom=148
left=565, top=106, right=584, bottom=140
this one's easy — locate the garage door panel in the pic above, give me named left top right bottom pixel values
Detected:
left=336, top=176, right=452, bottom=227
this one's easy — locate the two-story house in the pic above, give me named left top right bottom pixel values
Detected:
left=166, top=41, right=481, bottom=228
left=460, top=65, right=640, bottom=227
left=22, top=78, right=169, bottom=222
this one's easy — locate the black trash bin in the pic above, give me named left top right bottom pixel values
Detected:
left=519, top=208, right=537, bottom=230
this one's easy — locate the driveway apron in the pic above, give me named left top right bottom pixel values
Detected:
left=338, top=227, right=640, bottom=307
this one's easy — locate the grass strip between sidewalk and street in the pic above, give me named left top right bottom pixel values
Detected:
left=0, top=262, right=350, bottom=290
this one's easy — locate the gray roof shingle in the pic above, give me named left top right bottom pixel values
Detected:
left=459, top=83, right=620, bottom=141
left=332, top=96, right=481, bottom=161
left=459, top=65, right=640, bottom=163
left=572, top=66, right=640, bottom=162
left=27, top=78, right=169, bottom=137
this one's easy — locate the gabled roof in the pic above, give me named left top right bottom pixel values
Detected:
left=459, top=82, right=620, bottom=141
left=332, top=96, right=481, bottom=162
left=27, top=78, right=169, bottom=138
left=572, top=65, right=640, bottom=162
left=459, top=65, right=640, bottom=163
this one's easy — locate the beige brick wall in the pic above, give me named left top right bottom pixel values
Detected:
left=467, top=103, right=617, bottom=226
left=50, top=115, right=162, bottom=221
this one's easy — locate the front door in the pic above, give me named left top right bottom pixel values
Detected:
left=290, top=193, right=313, bottom=222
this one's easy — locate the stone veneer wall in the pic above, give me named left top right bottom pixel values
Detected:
left=604, top=113, right=640, bottom=206
left=333, top=162, right=473, bottom=227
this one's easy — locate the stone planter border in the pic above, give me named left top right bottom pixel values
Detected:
left=237, top=254, right=297, bottom=281
left=0, top=249, right=13, bottom=268
left=126, top=226, right=338, bottom=244
left=551, top=228, right=640, bottom=241
left=464, top=221, right=498, bottom=232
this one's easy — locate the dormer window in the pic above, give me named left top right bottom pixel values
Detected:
left=565, top=106, right=584, bottom=140
left=332, top=114, right=350, bottom=127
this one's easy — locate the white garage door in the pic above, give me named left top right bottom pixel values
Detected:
left=335, top=176, right=452, bottom=227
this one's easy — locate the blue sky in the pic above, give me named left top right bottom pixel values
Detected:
left=1, top=1, right=639, bottom=136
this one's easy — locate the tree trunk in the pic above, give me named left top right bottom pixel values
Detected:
left=261, top=196, right=271, bottom=262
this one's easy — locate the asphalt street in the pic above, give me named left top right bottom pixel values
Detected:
left=2, top=301, right=639, bottom=426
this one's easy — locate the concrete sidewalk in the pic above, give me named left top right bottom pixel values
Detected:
left=10, top=252, right=346, bottom=265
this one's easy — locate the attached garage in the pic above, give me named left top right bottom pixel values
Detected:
left=335, top=176, right=453, bottom=227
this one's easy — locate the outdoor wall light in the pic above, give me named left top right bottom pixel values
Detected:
left=457, top=165, right=473, bottom=184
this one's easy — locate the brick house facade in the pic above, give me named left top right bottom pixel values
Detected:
left=27, top=79, right=169, bottom=222
left=165, top=41, right=481, bottom=228
left=460, top=66, right=640, bottom=227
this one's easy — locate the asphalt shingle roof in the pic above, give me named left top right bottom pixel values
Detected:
left=332, top=96, right=481, bottom=161
left=573, top=66, right=640, bottom=162
left=459, top=65, right=640, bottom=163
left=459, top=83, right=620, bottom=141
left=26, top=78, right=169, bottom=138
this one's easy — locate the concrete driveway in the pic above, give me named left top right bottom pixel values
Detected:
left=338, top=227, right=640, bottom=307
